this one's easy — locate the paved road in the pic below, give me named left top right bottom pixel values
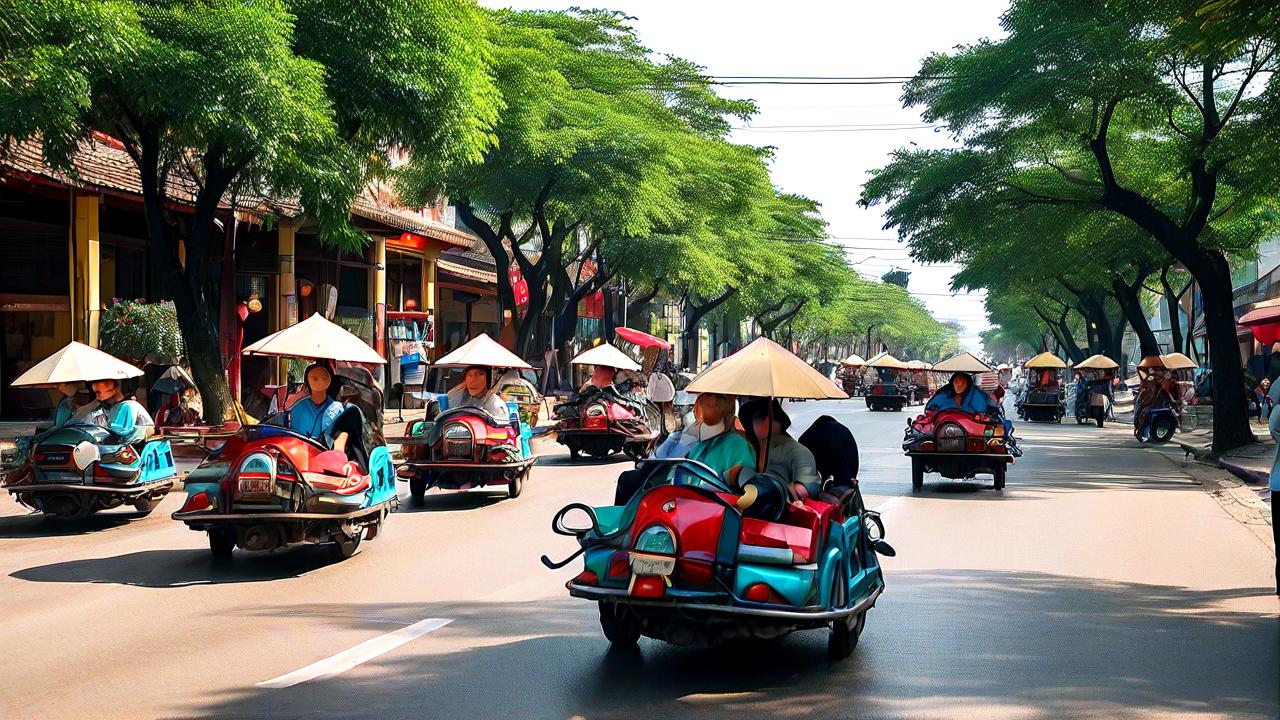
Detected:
left=0, top=401, right=1275, bottom=720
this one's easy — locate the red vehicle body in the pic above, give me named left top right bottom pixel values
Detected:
left=549, top=458, right=890, bottom=656
left=555, top=391, right=661, bottom=460
left=902, top=408, right=1012, bottom=490
left=398, top=406, right=535, bottom=504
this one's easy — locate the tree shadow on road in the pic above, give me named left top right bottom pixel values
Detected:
left=9, top=545, right=346, bottom=587
left=168, top=569, right=1279, bottom=720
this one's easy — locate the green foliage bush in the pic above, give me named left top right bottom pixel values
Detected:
left=99, top=299, right=183, bottom=364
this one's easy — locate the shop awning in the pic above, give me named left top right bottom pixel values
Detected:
left=1238, top=301, right=1280, bottom=344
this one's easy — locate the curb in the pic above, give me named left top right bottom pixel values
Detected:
left=1173, top=437, right=1271, bottom=486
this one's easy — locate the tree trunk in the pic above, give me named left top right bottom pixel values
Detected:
left=682, top=288, right=737, bottom=370
left=1112, top=277, right=1161, bottom=358
left=626, top=284, right=660, bottom=324
left=135, top=137, right=233, bottom=423
left=1197, top=256, right=1256, bottom=451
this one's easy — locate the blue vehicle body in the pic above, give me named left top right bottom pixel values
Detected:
left=3, top=422, right=176, bottom=519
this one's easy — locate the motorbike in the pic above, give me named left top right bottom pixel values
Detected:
left=555, top=385, right=662, bottom=460
left=398, top=400, right=535, bottom=504
left=543, top=457, right=893, bottom=658
left=903, top=408, right=1014, bottom=490
left=1074, top=380, right=1111, bottom=428
left=3, top=422, right=177, bottom=519
left=172, top=377, right=396, bottom=559
left=1018, top=383, right=1065, bottom=422
left=1135, top=398, right=1179, bottom=443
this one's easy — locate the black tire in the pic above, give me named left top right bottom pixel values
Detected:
left=992, top=463, right=1006, bottom=490
left=599, top=601, right=641, bottom=647
left=208, top=528, right=235, bottom=558
left=1095, top=413, right=1104, bottom=429
left=508, top=469, right=524, bottom=499
left=827, top=571, right=864, bottom=660
left=1076, top=416, right=1085, bottom=425
left=409, top=476, right=427, bottom=507
left=332, top=531, right=362, bottom=559
left=132, top=496, right=162, bottom=515
left=1150, top=417, right=1176, bottom=444
left=911, top=456, right=924, bottom=491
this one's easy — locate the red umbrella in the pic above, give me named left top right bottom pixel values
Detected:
left=614, top=327, right=671, bottom=350
left=1239, top=303, right=1280, bottom=345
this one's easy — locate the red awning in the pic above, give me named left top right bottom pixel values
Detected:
left=615, top=326, right=671, bottom=350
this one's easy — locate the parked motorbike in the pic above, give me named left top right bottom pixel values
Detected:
left=3, top=422, right=176, bottom=519
left=555, top=385, right=662, bottom=460
left=1074, top=381, right=1111, bottom=428
left=903, top=408, right=1014, bottom=490
left=173, top=379, right=396, bottom=559
left=398, top=400, right=535, bottom=504
left=543, top=457, right=892, bottom=658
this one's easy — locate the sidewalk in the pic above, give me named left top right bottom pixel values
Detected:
left=1171, top=418, right=1273, bottom=530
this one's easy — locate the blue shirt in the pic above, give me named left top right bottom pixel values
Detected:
left=926, top=385, right=1000, bottom=415
left=289, top=396, right=345, bottom=446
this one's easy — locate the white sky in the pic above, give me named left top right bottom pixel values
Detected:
left=483, top=0, right=1009, bottom=351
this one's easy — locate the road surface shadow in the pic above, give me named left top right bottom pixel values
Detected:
left=10, top=546, right=345, bottom=587
left=0, top=510, right=152, bottom=538
left=172, top=570, right=1280, bottom=720
left=392, top=489, right=508, bottom=513
left=536, top=454, right=634, bottom=468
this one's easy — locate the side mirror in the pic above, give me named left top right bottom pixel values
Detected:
left=871, top=539, right=897, bottom=557
left=551, top=503, right=598, bottom=537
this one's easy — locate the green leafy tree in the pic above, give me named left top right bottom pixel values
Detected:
left=861, top=0, right=1280, bottom=451
left=0, top=0, right=498, bottom=421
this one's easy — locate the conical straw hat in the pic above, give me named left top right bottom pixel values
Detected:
left=1075, top=354, right=1119, bottom=370
left=243, top=313, right=385, bottom=364
left=840, top=354, right=865, bottom=367
left=1023, top=351, right=1066, bottom=369
left=11, top=341, right=143, bottom=387
left=684, top=337, right=847, bottom=399
left=1160, top=352, right=1198, bottom=370
left=932, top=352, right=994, bottom=374
left=867, top=353, right=909, bottom=370
left=570, top=343, right=641, bottom=371
left=434, top=333, right=533, bottom=369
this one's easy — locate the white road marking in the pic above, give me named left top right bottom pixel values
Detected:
left=256, top=617, right=452, bottom=689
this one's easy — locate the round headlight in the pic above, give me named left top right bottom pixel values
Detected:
left=939, top=422, right=965, bottom=439
left=585, top=404, right=606, bottom=417
left=635, top=524, right=676, bottom=554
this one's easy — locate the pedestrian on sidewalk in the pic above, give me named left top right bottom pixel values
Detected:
left=1266, top=380, right=1280, bottom=595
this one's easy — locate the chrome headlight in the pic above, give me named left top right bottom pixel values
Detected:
left=937, top=422, right=966, bottom=452
left=585, top=404, right=607, bottom=417
left=442, top=423, right=473, bottom=459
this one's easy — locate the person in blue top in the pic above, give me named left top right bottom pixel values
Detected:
left=82, top=379, right=154, bottom=443
left=926, top=372, right=1002, bottom=415
left=52, top=382, right=85, bottom=427
left=288, top=362, right=350, bottom=453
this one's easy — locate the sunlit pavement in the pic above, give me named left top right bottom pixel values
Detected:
left=0, top=401, right=1276, bottom=720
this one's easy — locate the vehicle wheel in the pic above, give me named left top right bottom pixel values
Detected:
left=132, top=496, right=162, bottom=515
left=1076, top=416, right=1085, bottom=425
left=992, top=463, right=1006, bottom=490
left=1150, top=417, right=1176, bottom=444
left=332, top=531, right=362, bottom=559
left=568, top=446, right=581, bottom=461
left=911, top=456, right=924, bottom=491
left=208, top=528, right=235, bottom=558
left=599, top=601, right=641, bottom=647
left=409, top=476, right=427, bottom=507
left=507, top=470, right=524, bottom=499
left=829, top=610, right=866, bottom=660
left=1095, top=413, right=1104, bottom=429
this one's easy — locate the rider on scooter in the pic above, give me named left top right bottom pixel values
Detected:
left=288, top=362, right=350, bottom=453
left=80, top=378, right=154, bottom=444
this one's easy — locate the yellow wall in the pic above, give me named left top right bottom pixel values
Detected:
left=72, top=195, right=100, bottom=346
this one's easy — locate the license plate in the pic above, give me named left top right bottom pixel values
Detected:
left=629, top=552, right=675, bottom=576
left=42, top=453, right=69, bottom=465
left=238, top=476, right=273, bottom=495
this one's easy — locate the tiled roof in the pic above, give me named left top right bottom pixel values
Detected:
left=1, top=136, right=472, bottom=245
left=438, top=258, right=497, bottom=284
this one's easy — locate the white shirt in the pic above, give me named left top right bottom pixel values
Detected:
left=446, top=386, right=513, bottom=421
